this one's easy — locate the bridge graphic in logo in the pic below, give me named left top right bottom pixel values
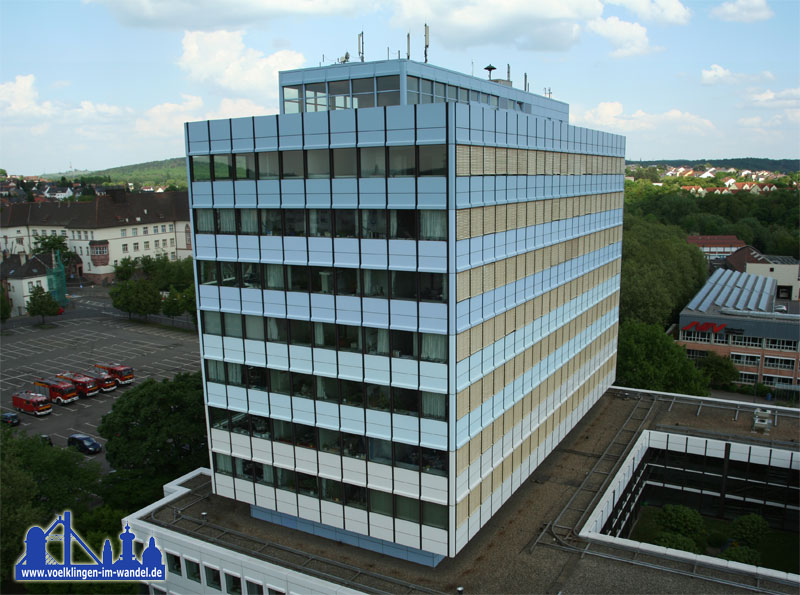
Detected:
left=15, top=511, right=165, bottom=582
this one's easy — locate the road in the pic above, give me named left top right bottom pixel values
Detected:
left=1, top=294, right=202, bottom=471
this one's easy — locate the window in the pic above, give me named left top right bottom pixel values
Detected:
left=257, top=152, right=279, bottom=179
left=120, top=229, right=126, bottom=237
left=240, top=209, right=259, bottom=235
left=166, top=553, right=182, bottom=576
left=319, top=428, right=341, bottom=454
left=308, top=209, right=332, bottom=237
left=765, top=356, right=795, bottom=370
left=154, top=240, right=160, bottom=248
left=203, top=311, right=222, bottom=335
left=334, top=209, right=357, bottom=237
left=333, top=148, right=357, bottom=178
left=169, top=223, right=174, bottom=232
left=370, top=489, right=393, bottom=516
left=344, top=483, right=367, bottom=509
left=185, top=560, right=201, bottom=583
left=132, top=228, right=137, bottom=236
left=730, top=353, right=760, bottom=367
left=307, top=149, right=330, bottom=178
left=368, top=437, right=392, bottom=465
left=161, top=225, right=166, bottom=233
left=191, top=156, right=212, bottom=181
left=246, top=580, right=264, bottom=595
left=360, top=147, right=386, bottom=178
left=170, top=238, right=175, bottom=247
left=394, top=442, right=418, bottom=470
left=213, top=452, right=233, bottom=476
left=395, top=495, right=419, bottom=522
left=419, top=210, right=447, bottom=241
left=388, top=145, right=415, bottom=177
left=283, top=84, right=302, bottom=113
left=421, top=447, right=448, bottom=476
left=205, top=566, right=221, bottom=591
left=361, top=210, right=386, bottom=239
left=143, top=241, right=150, bottom=250
left=419, top=145, right=447, bottom=176
left=352, top=77, right=375, bottom=109
left=235, top=153, right=256, bottom=180
left=422, top=501, right=448, bottom=529
left=281, top=151, right=304, bottom=179
left=170, top=252, right=176, bottom=260
left=225, top=573, right=242, bottom=595
left=143, top=226, right=149, bottom=235
left=121, top=244, right=128, bottom=253
left=328, top=80, right=351, bottom=110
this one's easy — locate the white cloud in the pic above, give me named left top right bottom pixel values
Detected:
left=389, top=0, right=603, bottom=51
left=575, top=101, right=715, bottom=133
left=0, top=74, right=56, bottom=117
left=710, top=0, right=773, bottom=22
left=748, top=88, right=800, bottom=109
left=84, top=0, right=363, bottom=28
left=178, top=31, right=305, bottom=99
left=701, top=64, right=775, bottom=84
left=205, top=98, right=274, bottom=120
left=605, top=0, right=691, bottom=25
left=587, top=17, right=659, bottom=57
left=134, top=95, right=204, bottom=138
left=737, top=114, right=782, bottom=129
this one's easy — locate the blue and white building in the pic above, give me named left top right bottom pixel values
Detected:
left=184, top=58, right=625, bottom=567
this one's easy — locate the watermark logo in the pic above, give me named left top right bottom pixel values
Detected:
left=15, top=511, right=165, bottom=582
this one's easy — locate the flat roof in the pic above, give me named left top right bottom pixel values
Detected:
left=140, top=389, right=799, bottom=594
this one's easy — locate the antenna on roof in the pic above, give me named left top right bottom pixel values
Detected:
left=484, top=64, right=496, bottom=80
left=358, top=32, right=364, bottom=62
left=524, top=73, right=528, bottom=92
left=424, top=24, right=429, bottom=63
left=407, top=32, right=410, bottom=59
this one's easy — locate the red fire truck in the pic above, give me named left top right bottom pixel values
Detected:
left=94, top=363, right=135, bottom=386
left=82, top=369, right=117, bottom=392
left=55, top=372, right=100, bottom=398
left=33, top=378, right=79, bottom=405
left=12, top=391, right=52, bottom=416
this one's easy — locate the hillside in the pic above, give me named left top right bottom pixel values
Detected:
left=43, top=157, right=187, bottom=187
left=626, top=158, right=799, bottom=174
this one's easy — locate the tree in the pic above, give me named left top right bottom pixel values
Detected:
left=0, top=428, right=102, bottom=583
left=26, top=285, right=61, bottom=324
left=657, top=504, right=707, bottom=544
left=616, top=321, right=709, bottom=396
left=620, top=215, right=707, bottom=328
left=697, top=352, right=739, bottom=389
left=161, top=286, right=184, bottom=320
left=180, top=285, right=196, bottom=326
left=653, top=531, right=701, bottom=554
left=732, top=514, right=769, bottom=549
left=98, top=372, right=207, bottom=478
left=722, top=545, right=761, bottom=566
left=32, top=234, right=69, bottom=255
left=0, top=286, right=11, bottom=322
left=113, top=256, right=138, bottom=282
left=109, top=279, right=161, bottom=320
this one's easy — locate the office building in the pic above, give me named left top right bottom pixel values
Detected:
left=678, top=268, right=799, bottom=391
left=184, top=58, right=625, bottom=568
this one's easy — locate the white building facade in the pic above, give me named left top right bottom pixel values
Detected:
left=187, top=59, right=624, bottom=568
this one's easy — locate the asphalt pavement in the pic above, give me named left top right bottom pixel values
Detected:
left=0, top=292, right=201, bottom=471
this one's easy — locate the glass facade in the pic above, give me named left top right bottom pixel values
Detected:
left=189, top=59, right=624, bottom=564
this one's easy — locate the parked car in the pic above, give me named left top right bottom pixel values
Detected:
left=67, top=434, right=102, bottom=454
left=40, top=434, right=53, bottom=446
left=2, top=412, right=20, bottom=426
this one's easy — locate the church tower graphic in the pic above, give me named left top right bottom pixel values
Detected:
left=15, top=511, right=165, bottom=582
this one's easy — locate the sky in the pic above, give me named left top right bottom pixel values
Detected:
left=0, top=0, right=798, bottom=174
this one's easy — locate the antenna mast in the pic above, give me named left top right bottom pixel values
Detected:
left=407, top=33, right=410, bottom=59
left=424, top=24, right=429, bottom=63
left=358, top=32, right=364, bottom=62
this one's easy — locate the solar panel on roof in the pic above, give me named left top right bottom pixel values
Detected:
left=687, top=272, right=721, bottom=310
left=724, top=284, right=741, bottom=308
left=758, top=287, right=771, bottom=311
left=735, top=279, right=753, bottom=310
left=747, top=279, right=763, bottom=310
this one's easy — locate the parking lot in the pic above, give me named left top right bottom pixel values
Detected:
left=1, top=310, right=201, bottom=470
